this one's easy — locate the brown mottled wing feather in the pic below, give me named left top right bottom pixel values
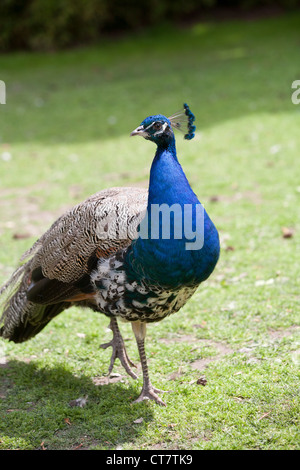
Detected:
left=0, top=187, right=147, bottom=341
left=24, top=187, right=148, bottom=304
left=28, top=187, right=147, bottom=281
left=0, top=188, right=148, bottom=314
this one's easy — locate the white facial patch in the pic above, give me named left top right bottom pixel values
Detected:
left=154, top=122, right=168, bottom=136
left=144, top=121, right=168, bottom=136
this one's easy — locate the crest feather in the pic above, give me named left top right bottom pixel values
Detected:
left=168, top=103, right=196, bottom=140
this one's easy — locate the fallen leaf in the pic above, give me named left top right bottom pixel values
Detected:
left=281, top=227, right=294, bottom=238
left=209, top=195, right=220, bottom=202
left=225, top=245, right=235, bottom=251
left=64, top=417, right=72, bottom=425
left=197, top=376, right=207, bottom=386
left=12, top=233, right=31, bottom=240
left=133, top=417, right=144, bottom=424
left=73, top=443, right=83, bottom=450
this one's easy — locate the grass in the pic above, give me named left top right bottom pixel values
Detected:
left=0, top=12, right=299, bottom=450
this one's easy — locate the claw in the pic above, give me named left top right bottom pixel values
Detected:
left=133, top=384, right=167, bottom=406
left=100, top=318, right=138, bottom=380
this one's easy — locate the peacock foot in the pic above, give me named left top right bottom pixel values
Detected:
left=100, top=319, right=138, bottom=380
left=133, top=384, right=168, bottom=406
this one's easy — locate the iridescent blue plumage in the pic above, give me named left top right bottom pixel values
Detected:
left=183, top=103, right=196, bottom=140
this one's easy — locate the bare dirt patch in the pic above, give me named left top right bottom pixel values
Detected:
left=190, top=340, right=234, bottom=371
left=160, top=333, right=234, bottom=371
left=267, top=326, right=299, bottom=340
left=0, top=184, right=71, bottom=239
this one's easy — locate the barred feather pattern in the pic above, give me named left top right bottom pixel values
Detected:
left=28, top=187, right=148, bottom=283
left=0, top=187, right=148, bottom=341
left=0, top=263, right=33, bottom=339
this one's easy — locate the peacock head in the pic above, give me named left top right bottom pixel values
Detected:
left=130, top=103, right=196, bottom=146
left=130, top=114, right=173, bottom=147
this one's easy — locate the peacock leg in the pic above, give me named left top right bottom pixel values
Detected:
left=131, top=320, right=167, bottom=406
left=100, top=317, right=138, bottom=379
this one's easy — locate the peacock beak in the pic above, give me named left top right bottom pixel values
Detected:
left=130, top=125, right=148, bottom=137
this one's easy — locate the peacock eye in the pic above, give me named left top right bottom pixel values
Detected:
left=153, top=122, right=161, bottom=130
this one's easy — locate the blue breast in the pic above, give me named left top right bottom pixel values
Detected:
left=125, top=139, right=220, bottom=288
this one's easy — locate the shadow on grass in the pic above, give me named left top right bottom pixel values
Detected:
left=0, top=359, right=154, bottom=450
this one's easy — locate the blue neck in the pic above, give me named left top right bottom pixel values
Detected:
left=148, top=138, right=199, bottom=208
left=126, top=137, right=220, bottom=287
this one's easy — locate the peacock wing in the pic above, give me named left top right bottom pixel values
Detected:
left=23, top=187, right=147, bottom=305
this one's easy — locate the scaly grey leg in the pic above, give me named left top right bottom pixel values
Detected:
left=131, top=320, right=167, bottom=406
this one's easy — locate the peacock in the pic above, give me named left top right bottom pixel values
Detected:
left=0, top=104, right=220, bottom=405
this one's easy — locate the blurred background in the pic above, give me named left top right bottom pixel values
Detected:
left=0, top=0, right=300, bottom=51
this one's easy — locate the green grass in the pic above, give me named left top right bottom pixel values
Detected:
left=0, top=12, right=299, bottom=450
